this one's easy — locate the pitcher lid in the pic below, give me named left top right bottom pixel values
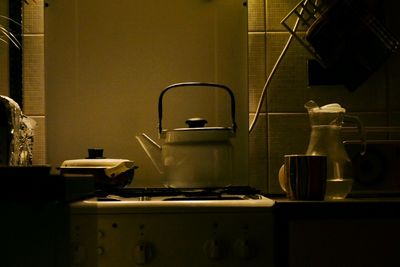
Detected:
left=319, top=103, right=346, bottom=113
left=305, top=100, right=346, bottom=113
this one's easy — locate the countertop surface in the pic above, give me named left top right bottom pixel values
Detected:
left=271, top=196, right=400, bottom=267
left=267, top=195, right=400, bottom=219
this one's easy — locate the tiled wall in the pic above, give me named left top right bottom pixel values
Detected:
left=18, top=1, right=400, bottom=192
left=23, top=0, right=46, bottom=165
left=0, top=1, right=9, bottom=96
left=248, top=0, right=400, bottom=194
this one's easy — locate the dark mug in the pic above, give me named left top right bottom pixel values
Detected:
left=284, top=155, right=327, bottom=200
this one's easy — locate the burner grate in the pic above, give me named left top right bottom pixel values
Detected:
left=95, top=186, right=260, bottom=199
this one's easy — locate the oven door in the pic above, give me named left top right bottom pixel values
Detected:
left=69, top=201, right=275, bottom=267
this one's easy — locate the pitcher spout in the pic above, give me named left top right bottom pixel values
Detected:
left=304, top=100, right=319, bottom=112
left=135, top=133, right=164, bottom=174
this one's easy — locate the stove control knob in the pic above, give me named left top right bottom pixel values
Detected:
left=98, top=230, right=105, bottom=239
left=235, top=239, right=252, bottom=259
left=133, top=241, right=152, bottom=265
left=204, top=239, right=223, bottom=260
left=97, top=246, right=105, bottom=256
left=72, top=243, right=87, bottom=265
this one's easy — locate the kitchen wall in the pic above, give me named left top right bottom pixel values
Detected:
left=248, top=0, right=400, bottom=194
left=0, top=1, right=9, bottom=96
left=0, top=0, right=46, bottom=165
left=44, top=0, right=248, bottom=188
left=22, top=0, right=400, bottom=193
left=26, top=1, right=246, bottom=174
left=22, top=0, right=46, bottom=165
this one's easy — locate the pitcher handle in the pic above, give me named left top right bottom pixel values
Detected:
left=343, top=115, right=367, bottom=156
left=157, top=82, right=237, bottom=135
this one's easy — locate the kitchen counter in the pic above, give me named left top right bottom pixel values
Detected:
left=269, top=196, right=400, bottom=267
left=271, top=196, right=400, bottom=218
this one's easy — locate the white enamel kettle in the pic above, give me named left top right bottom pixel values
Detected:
left=136, top=82, right=237, bottom=188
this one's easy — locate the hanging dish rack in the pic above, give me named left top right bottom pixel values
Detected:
left=281, top=0, right=399, bottom=90
left=281, top=0, right=330, bottom=66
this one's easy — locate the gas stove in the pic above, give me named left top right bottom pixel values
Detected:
left=98, top=186, right=262, bottom=198
left=90, top=186, right=273, bottom=206
left=69, top=187, right=275, bottom=267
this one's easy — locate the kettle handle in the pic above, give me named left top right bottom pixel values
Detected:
left=158, top=82, right=237, bottom=135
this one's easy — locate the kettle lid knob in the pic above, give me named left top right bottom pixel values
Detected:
left=185, top=118, right=208, bottom=128
left=87, top=148, right=105, bottom=159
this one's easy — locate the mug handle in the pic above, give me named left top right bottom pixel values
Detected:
left=278, top=164, right=288, bottom=193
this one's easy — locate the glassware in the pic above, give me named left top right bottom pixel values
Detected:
left=304, top=100, right=366, bottom=199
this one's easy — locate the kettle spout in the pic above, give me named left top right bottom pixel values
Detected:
left=135, top=133, right=164, bottom=174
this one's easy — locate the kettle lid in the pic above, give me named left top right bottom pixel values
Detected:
left=163, top=117, right=234, bottom=143
left=165, top=126, right=234, bottom=143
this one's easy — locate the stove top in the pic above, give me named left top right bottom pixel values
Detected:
left=95, top=186, right=262, bottom=201
left=70, top=186, right=274, bottom=213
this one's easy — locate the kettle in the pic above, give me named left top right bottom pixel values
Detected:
left=136, top=82, right=237, bottom=188
left=304, top=100, right=366, bottom=199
